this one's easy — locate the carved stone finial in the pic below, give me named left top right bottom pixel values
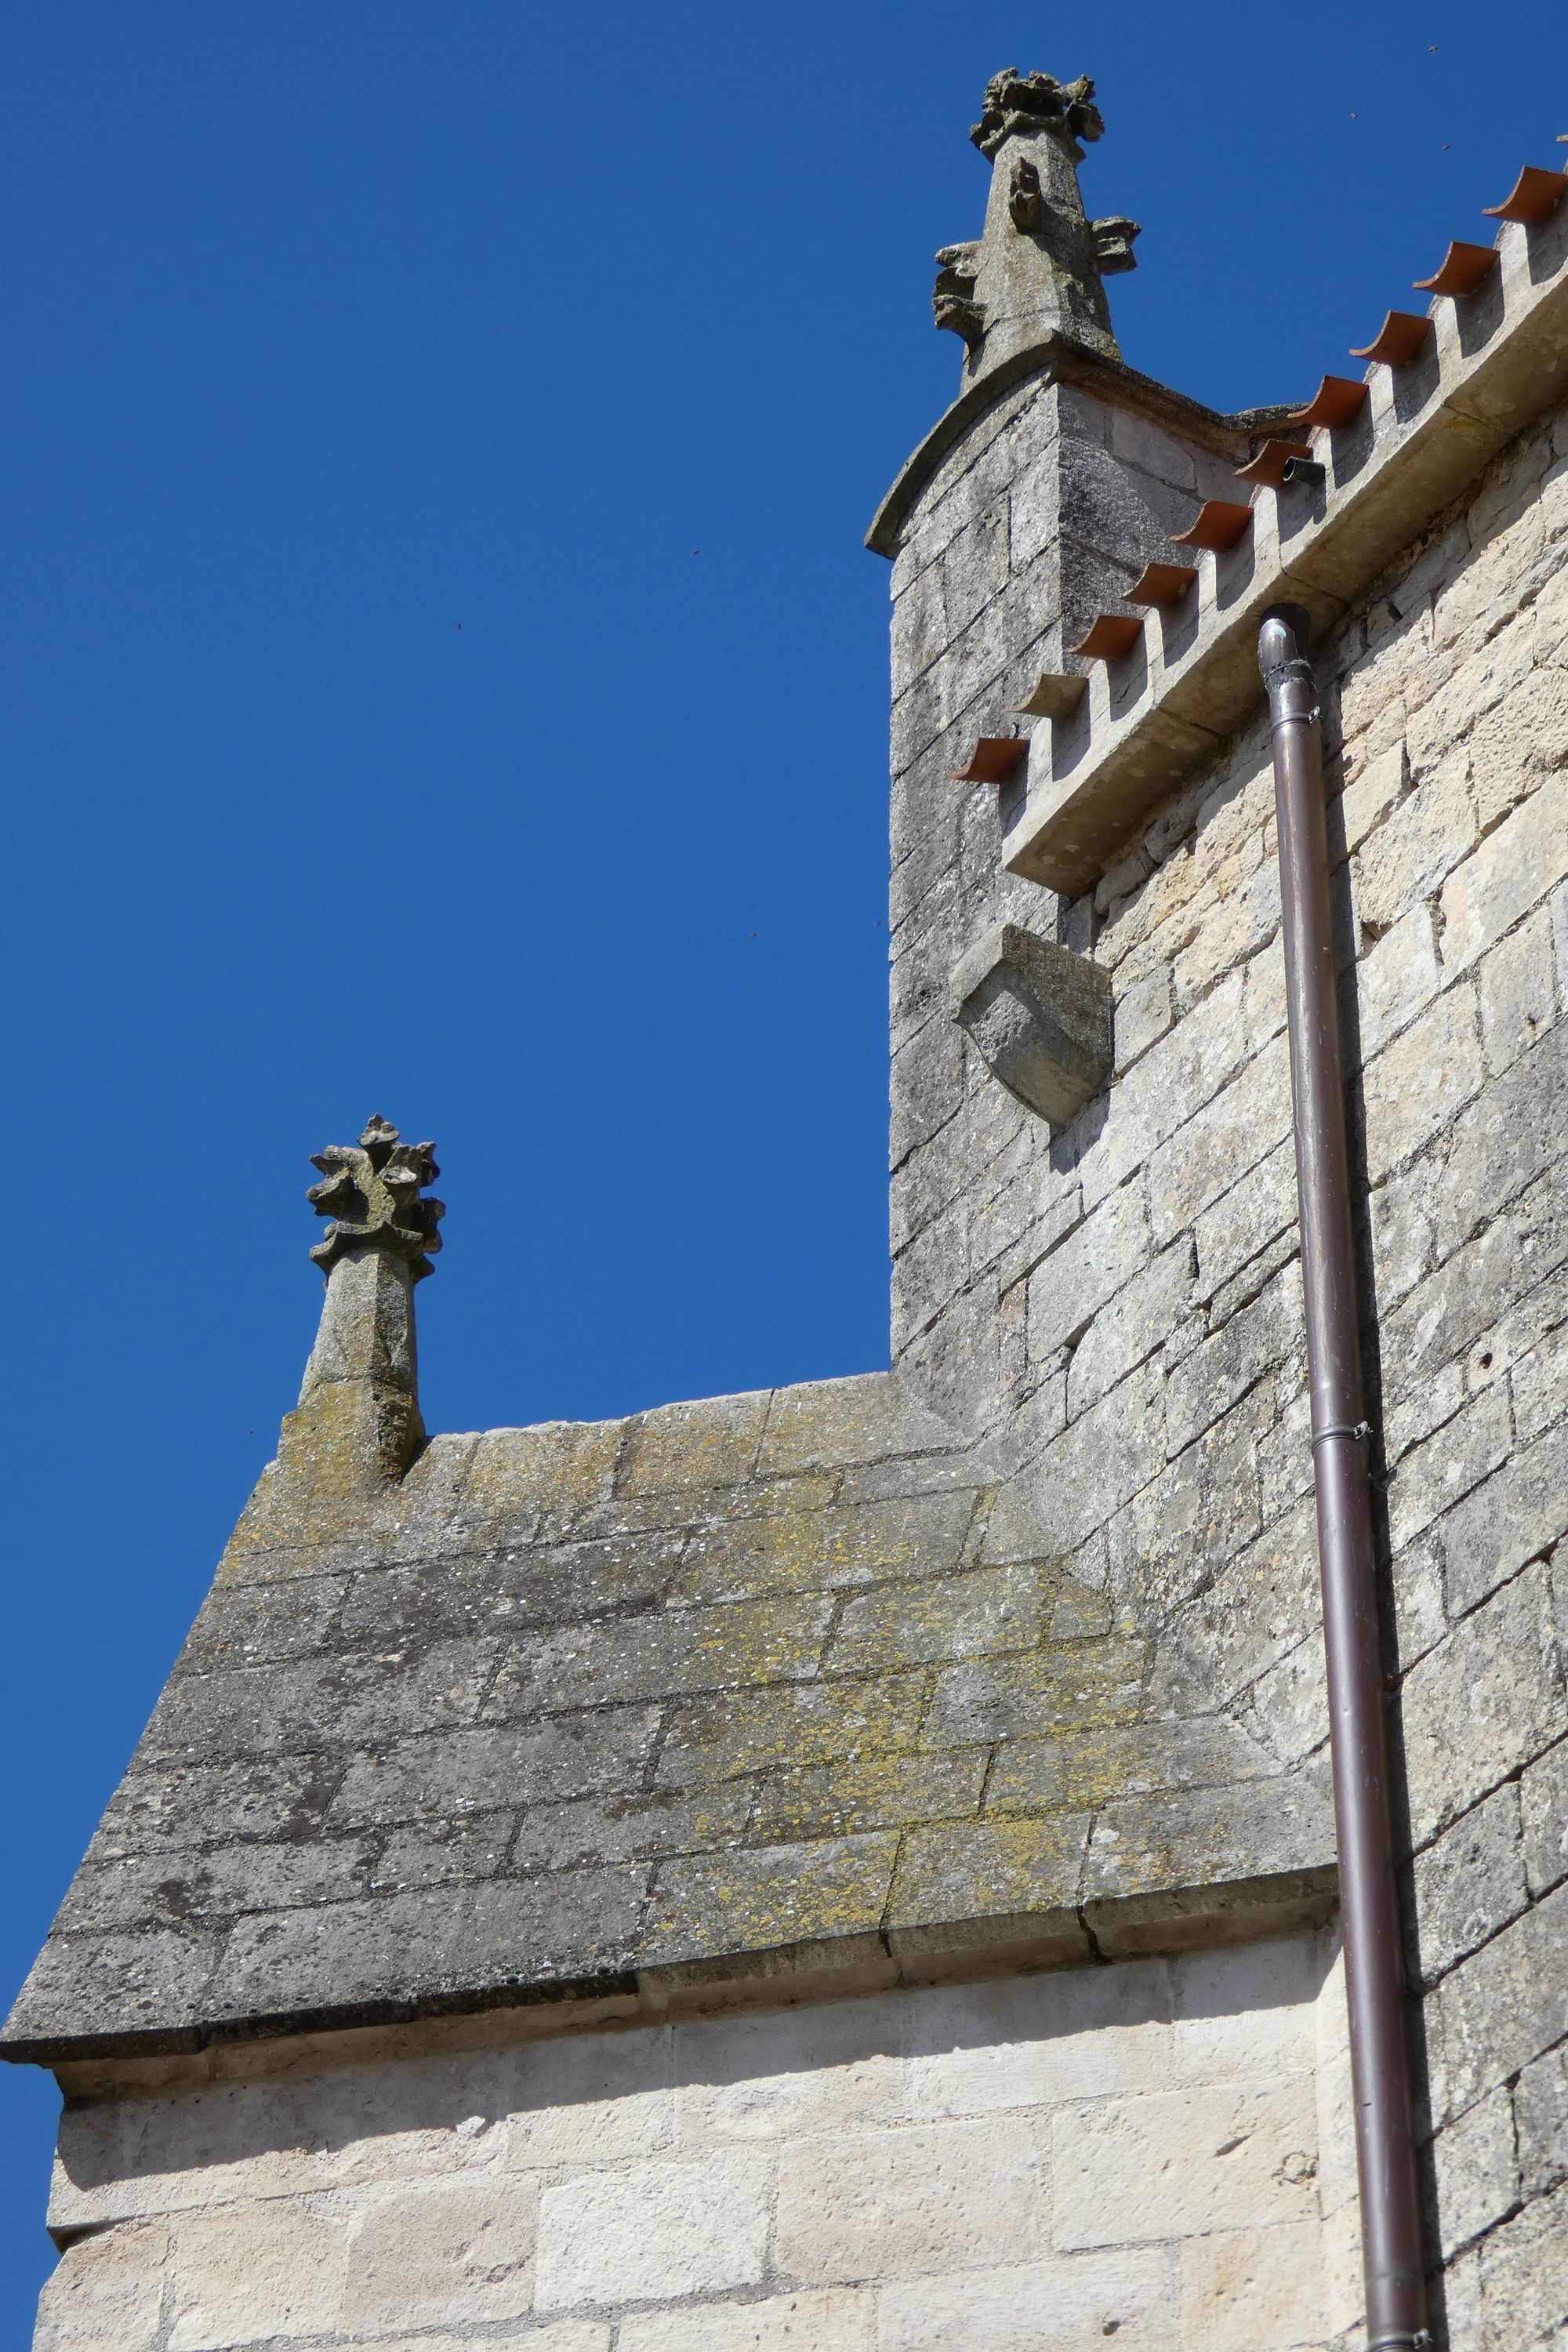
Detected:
left=970, top=68, right=1105, bottom=162
left=280, top=1116, right=444, bottom=1497
left=931, top=67, right=1139, bottom=385
left=307, top=1115, right=445, bottom=1283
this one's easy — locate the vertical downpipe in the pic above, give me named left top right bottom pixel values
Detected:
left=1258, top=606, right=1429, bottom=2352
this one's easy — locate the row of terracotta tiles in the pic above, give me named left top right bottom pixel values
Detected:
left=954, top=156, right=1568, bottom=786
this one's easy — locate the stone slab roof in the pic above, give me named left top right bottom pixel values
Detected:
left=2, top=1374, right=1332, bottom=2063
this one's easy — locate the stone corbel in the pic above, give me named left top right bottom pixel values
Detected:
left=932, top=241, right=987, bottom=350
left=1091, top=216, right=1141, bottom=274
left=951, top=923, right=1112, bottom=1133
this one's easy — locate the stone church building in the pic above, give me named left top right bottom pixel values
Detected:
left=7, top=66, right=1568, bottom=2352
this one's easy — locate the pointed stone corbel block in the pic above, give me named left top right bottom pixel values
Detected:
left=277, top=1114, right=445, bottom=1500
left=952, top=923, right=1112, bottom=1133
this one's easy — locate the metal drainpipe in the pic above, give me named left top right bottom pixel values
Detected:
left=1258, top=605, right=1429, bottom=2352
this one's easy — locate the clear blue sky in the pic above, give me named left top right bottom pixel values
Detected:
left=5, top=1, right=1566, bottom=2329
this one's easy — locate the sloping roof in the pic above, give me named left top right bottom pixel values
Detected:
left=2, top=1373, right=1330, bottom=2062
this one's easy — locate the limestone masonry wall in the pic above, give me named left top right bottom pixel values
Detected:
left=886, top=380, right=1568, bottom=2346
left=40, top=1933, right=1349, bottom=2352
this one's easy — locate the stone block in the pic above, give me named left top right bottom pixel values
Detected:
left=1115, top=966, right=1174, bottom=1069
left=829, top=1561, right=1044, bottom=1674
left=619, top=2288, right=875, bottom=2352
left=747, top=1750, right=986, bottom=1846
left=1145, top=1033, right=1291, bottom=1247
left=676, top=1992, right=904, bottom=2145
left=1515, top=2040, right=1568, bottom=2198
left=1080, top=1773, right=1333, bottom=1912
left=655, top=1671, right=926, bottom=1788
left=1051, top=2079, right=1320, bottom=2247
left=1435, top=1015, right=1568, bottom=1255
left=1385, top=1380, right=1512, bottom=1554
left=1336, top=740, right=1406, bottom=854
left=167, top=2196, right=350, bottom=2349
left=1027, top=1177, right=1150, bottom=1362
left=1440, top=770, right=1568, bottom=976
left=1192, top=1141, right=1297, bottom=1300
left=361, top=2329, right=608, bottom=2352
left=5, top=1922, right=220, bottom=2051
left=1475, top=2177, right=1568, bottom=2347
left=1522, top=1733, right=1568, bottom=1896
left=1066, top=1237, right=1197, bottom=1419
left=1401, top=1559, right=1566, bottom=1845
left=672, top=1490, right=978, bottom=1608
left=328, top=1709, right=662, bottom=1830
left=1410, top=1784, right=1527, bottom=1987
left=888, top=1811, right=1091, bottom=1930
left=535, top=2149, right=771, bottom=2308
left=1026, top=1363, right=1167, bottom=1552
left=1427, top=1879, right=1568, bottom=2124
left=1110, top=1387, right=1269, bottom=1621
left=1351, top=901, right=1441, bottom=1062
left=34, top=2223, right=169, bottom=2352
left=903, top=1957, right=1173, bottom=2115
left=644, top=1835, right=898, bottom=1963
left=341, top=2176, right=539, bottom=2332
left=1430, top=1418, right=1568, bottom=1618
left=1359, top=981, right=1485, bottom=1185
left=501, top=2018, right=674, bottom=2169
left=482, top=1589, right=833, bottom=1717
left=1352, top=745, right=1476, bottom=936
left=211, top=1864, right=651, bottom=2023
left=1178, top=2222, right=1326, bottom=2350
left=1172, top=862, right=1281, bottom=1012
left=985, top=1719, right=1277, bottom=1818
left=775, top=2114, right=1040, bottom=2285
left=927, top=1637, right=1147, bottom=1747
left=1430, top=2083, right=1519, bottom=2257
left=1163, top=1263, right=1302, bottom=1458
left=877, top=2248, right=1177, bottom=2352
left=1477, top=904, right=1558, bottom=1074
left=1171, top=1935, right=1322, bottom=2088
left=951, top=924, right=1113, bottom=1134
left=1381, top=1158, right=1568, bottom=1395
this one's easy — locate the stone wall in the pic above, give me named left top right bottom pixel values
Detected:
left=40, top=1930, right=1352, bottom=2352
left=885, top=366, right=1568, bottom=2344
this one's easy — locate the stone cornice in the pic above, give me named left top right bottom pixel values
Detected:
left=1002, top=201, right=1568, bottom=897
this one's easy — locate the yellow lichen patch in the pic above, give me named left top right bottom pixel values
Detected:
left=615, top=1392, right=773, bottom=1501
left=658, top=1672, right=928, bottom=1788
left=460, top=1418, right=623, bottom=1541
left=646, top=1832, right=899, bottom=1959
left=750, top=1748, right=987, bottom=1843
left=889, top=1811, right=1089, bottom=1926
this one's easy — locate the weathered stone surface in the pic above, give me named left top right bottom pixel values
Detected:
left=1427, top=1879, right=1568, bottom=2125
left=1521, top=1732, right=1568, bottom=1898
left=1408, top=1784, right=1527, bottom=1987
left=536, top=2150, right=771, bottom=2308
left=1431, top=2082, right=1520, bottom=2259
left=952, top=922, right=1113, bottom=1132
left=33, top=2223, right=169, bottom=2352
left=1400, top=1561, right=1565, bottom=1844
left=1052, top=2079, right=1319, bottom=2246
left=775, top=2114, right=1040, bottom=2283
left=1514, top=2039, right=1568, bottom=2199
left=36, top=1937, right=1345, bottom=2350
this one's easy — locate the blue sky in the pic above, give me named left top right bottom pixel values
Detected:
left=4, top=0, right=1567, bottom=2329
